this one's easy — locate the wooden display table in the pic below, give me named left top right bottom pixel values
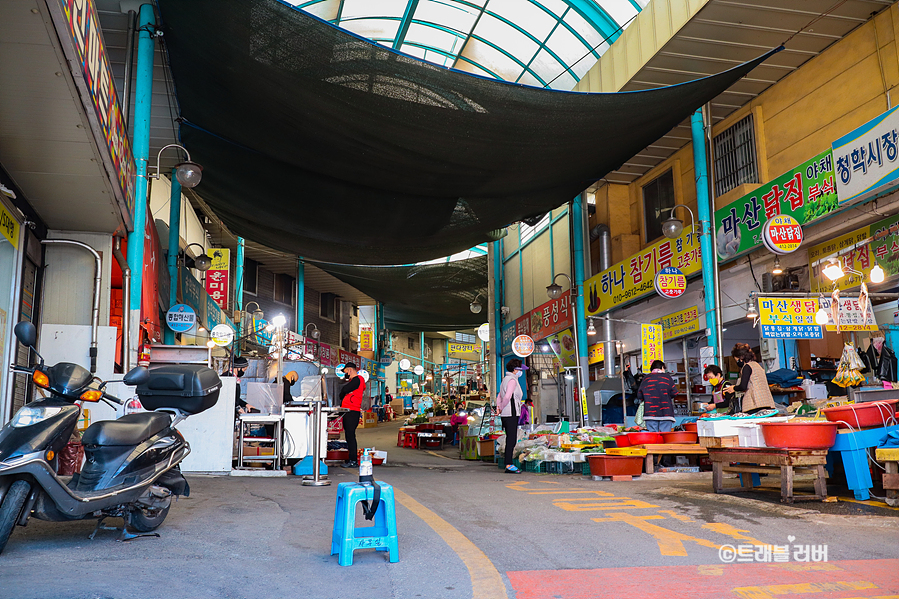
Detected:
left=708, top=447, right=828, bottom=503
left=633, top=444, right=707, bottom=474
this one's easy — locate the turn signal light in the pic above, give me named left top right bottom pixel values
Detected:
left=79, top=390, right=104, bottom=402
left=46, top=450, right=55, bottom=461
left=33, top=371, right=49, bottom=389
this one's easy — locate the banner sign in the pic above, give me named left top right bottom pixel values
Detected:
left=641, top=324, right=663, bottom=367
left=166, top=304, right=196, bottom=333
left=360, top=327, right=374, bottom=352
left=651, top=306, right=702, bottom=341
left=448, top=342, right=481, bottom=358
left=818, top=296, right=878, bottom=331
left=585, top=228, right=700, bottom=316
left=501, top=322, right=516, bottom=356
left=833, top=104, right=899, bottom=207
left=204, top=248, right=230, bottom=310
left=715, top=150, right=837, bottom=261
left=0, top=203, right=20, bottom=250
left=549, top=328, right=577, bottom=369
left=808, top=212, right=899, bottom=292
left=512, top=335, right=535, bottom=358
left=57, top=0, right=136, bottom=223
left=501, top=291, right=573, bottom=355
left=587, top=343, right=605, bottom=365
left=757, top=297, right=822, bottom=339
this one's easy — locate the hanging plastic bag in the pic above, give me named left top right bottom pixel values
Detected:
left=635, top=402, right=645, bottom=426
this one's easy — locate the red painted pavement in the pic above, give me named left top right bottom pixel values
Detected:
left=508, top=559, right=899, bottom=599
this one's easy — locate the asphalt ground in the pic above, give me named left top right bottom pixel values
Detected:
left=1, top=418, right=897, bottom=599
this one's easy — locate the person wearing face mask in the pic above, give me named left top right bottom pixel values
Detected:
left=338, top=362, right=366, bottom=468
left=702, top=364, right=734, bottom=414
left=496, top=358, right=527, bottom=474
left=730, top=343, right=775, bottom=414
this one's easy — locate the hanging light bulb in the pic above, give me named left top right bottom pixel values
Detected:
left=745, top=300, right=758, bottom=320
left=822, top=258, right=844, bottom=281
left=871, top=263, right=885, bottom=284
left=587, top=318, right=596, bottom=336
left=815, top=295, right=829, bottom=325
left=772, top=257, right=783, bottom=275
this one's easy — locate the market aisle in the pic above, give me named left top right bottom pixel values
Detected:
left=2, top=448, right=898, bottom=599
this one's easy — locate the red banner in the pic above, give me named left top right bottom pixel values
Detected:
left=513, top=291, right=573, bottom=343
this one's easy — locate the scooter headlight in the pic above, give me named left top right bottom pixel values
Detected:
left=10, top=406, right=63, bottom=428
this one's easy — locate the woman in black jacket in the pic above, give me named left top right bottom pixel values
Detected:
left=636, top=360, right=677, bottom=432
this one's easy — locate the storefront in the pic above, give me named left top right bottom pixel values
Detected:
left=0, top=194, right=24, bottom=422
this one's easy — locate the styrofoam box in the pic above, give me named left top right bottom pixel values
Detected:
left=697, top=416, right=792, bottom=437
left=733, top=423, right=767, bottom=448
left=372, top=450, right=388, bottom=463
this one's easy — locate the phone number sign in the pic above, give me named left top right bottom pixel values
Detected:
left=166, top=304, right=197, bottom=333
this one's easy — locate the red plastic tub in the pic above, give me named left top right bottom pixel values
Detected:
left=759, top=421, right=838, bottom=449
left=326, top=449, right=349, bottom=461
left=613, top=434, right=632, bottom=447
left=822, top=401, right=896, bottom=429
left=682, top=422, right=698, bottom=433
left=587, top=455, right=643, bottom=477
left=627, top=432, right=664, bottom=445
left=661, top=431, right=698, bottom=444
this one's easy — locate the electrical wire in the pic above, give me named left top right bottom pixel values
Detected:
left=747, top=254, right=763, bottom=291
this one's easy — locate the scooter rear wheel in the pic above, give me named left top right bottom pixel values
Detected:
left=126, top=498, right=171, bottom=532
left=0, top=480, right=31, bottom=555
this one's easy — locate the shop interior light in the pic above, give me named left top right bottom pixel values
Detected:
left=745, top=300, right=758, bottom=320
left=271, top=314, right=287, bottom=328
left=587, top=319, right=596, bottom=336
left=822, top=258, right=844, bottom=281
left=871, top=263, right=886, bottom=283
left=321, top=367, right=329, bottom=374
left=564, top=372, right=575, bottom=381
left=206, top=339, right=216, bottom=348
left=772, top=257, right=783, bottom=275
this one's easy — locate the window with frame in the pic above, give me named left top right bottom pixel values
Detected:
left=274, top=273, right=294, bottom=305
left=455, top=332, right=475, bottom=344
left=642, top=170, right=676, bottom=242
left=407, top=337, right=415, bottom=350
left=713, top=114, right=758, bottom=197
left=320, top=292, right=337, bottom=321
left=519, top=213, right=550, bottom=245
left=243, top=258, right=258, bottom=295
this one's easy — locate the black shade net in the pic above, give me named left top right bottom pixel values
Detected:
left=317, top=256, right=488, bottom=332
left=156, top=0, right=780, bottom=266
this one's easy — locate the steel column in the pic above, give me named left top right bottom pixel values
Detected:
left=164, top=169, right=181, bottom=345
left=571, top=194, right=589, bottom=426
left=296, top=257, right=304, bottom=333
left=691, top=108, right=720, bottom=364
left=126, top=3, right=156, bottom=360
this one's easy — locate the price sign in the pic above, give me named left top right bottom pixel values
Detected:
left=166, top=304, right=196, bottom=333
left=653, top=266, right=687, bottom=299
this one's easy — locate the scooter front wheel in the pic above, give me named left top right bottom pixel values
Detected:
left=0, top=480, right=31, bottom=555
left=126, top=498, right=171, bottom=532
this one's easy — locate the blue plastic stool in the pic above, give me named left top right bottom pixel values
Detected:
left=331, top=482, right=399, bottom=566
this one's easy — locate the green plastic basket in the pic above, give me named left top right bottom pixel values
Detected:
left=581, top=461, right=591, bottom=475
left=524, top=460, right=547, bottom=473
left=546, top=461, right=575, bottom=475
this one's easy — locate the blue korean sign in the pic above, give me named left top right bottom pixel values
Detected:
left=501, top=322, right=516, bottom=355
left=833, top=104, right=899, bottom=207
left=166, top=304, right=196, bottom=333
left=757, top=297, right=823, bottom=339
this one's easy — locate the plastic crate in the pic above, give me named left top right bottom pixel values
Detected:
left=581, top=461, right=591, bottom=475
left=497, top=458, right=522, bottom=470
left=546, top=461, right=575, bottom=475
left=524, top=460, right=547, bottom=473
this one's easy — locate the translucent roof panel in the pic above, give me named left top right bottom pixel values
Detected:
left=290, top=0, right=648, bottom=90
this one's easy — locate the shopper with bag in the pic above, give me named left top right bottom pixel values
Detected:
left=495, top=359, right=527, bottom=474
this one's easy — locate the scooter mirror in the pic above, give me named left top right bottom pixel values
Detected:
left=14, top=321, right=36, bottom=348
left=123, top=366, right=150, bottom=386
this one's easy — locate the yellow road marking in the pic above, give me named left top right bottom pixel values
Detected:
left=697, top=564, right=725, bottom=576
left=393, top=487, right=507, bottom=599
left=731, top=581, right=877, bottom=599
left=592, top=512, right=721, bottom=556
left=658, top=510, right=695, bottom=522
left=425, top=450, right=455, bottom=460
left=769, top=563, right=842, bottom=571
left=838, top=497, right=899, bottom=511
left=702, top=522, right=771, bottom=546
left=555, top=498, right=659, bottom=511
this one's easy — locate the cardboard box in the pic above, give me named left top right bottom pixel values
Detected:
left=361, top=412, right=378, bottom=428
left=477, top=439, right=495, bottom=457
left=243, top=446, right=274, bottom=456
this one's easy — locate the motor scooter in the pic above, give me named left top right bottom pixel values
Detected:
left=0, top=321, right=221, bottom=554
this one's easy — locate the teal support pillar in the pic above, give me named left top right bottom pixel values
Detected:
left=235, top=237, right=245, bottom=355
left=164, top=169, right=182, bottom=345
left=691, top=108, right=720, bottom=362
left=377, top=301, right=386, bottom=405
left=235, top=237, right=245, bottom=312
left=493, top=241, right=504, bottom=397
left=572, top=193, right=590, bottom=425
left=126, top=3, right=156, bottom=354
left=296, top=258, right=304, bottom=333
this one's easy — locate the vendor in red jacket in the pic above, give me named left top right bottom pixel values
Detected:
left=339, top=362, right=366, bottom=468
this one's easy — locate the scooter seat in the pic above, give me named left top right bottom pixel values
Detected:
left=82, top=412, right=172, bottom=446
